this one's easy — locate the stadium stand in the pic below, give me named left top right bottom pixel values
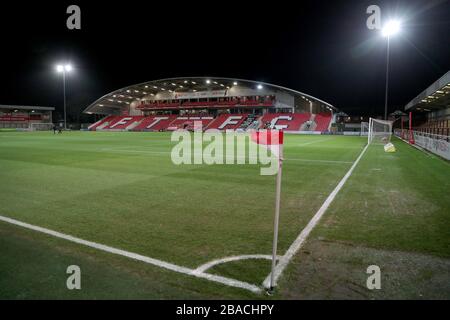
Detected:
left=313, top=113, right=332, bottom=132
left=137, top=102, right=181, bottom=110
left=166, top=116, right=215, bottom=131
left=131, top=116, right=157, bottom=131
left=140, top=115, right=178, bottom=131
left=0, top=105, right=54, bottom=130
left=134, top=96, right=278, bottom=111
left=88, top=115, right=115, bottom=131
left=107, top=116, right=145, bottom=130
left=239, top=114, right=260, bottom=130
left=84, top=78, right=338, bottom=132
left=207, top=114, right=250, bottom=130
left=259, top=113, right=310, bottom=131
left=414, top=119, right=450, bottom=137
left=90, top=113, right=334, bottom=132
left=101, top=116, right=135, bottom=130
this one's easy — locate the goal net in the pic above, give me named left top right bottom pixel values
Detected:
left=29, top=123, right=54, bottom=131
left=361, top=122, right=369, bottom=136
left=368, top=118, right=393, bottom=144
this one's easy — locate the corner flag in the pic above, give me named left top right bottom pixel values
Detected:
left=250, top=129, right=284, bottom=160
left=251, top=129, right=284, bottom=291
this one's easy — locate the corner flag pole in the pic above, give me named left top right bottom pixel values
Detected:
left=250, top=129, right=284, bottom=291
left=270, top=139, right=283, bottom=291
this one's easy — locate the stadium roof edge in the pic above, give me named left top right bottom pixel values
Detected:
left=405, top=70, right=450, bottom=112
left=83, top=76, right=337, bottom=114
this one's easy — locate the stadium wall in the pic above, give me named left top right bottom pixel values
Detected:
left=395, top=129, right=450, bottom=160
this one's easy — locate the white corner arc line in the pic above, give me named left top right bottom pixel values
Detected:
left=194, top=254, right=281, bottom=274
left=263, top=143, right=370, bottom=288
left=0, top=215, right=261, bottom=294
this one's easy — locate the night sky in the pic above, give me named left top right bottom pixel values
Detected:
left=0, top=0, right=449, bottom=121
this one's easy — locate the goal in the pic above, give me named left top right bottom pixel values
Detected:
left=29, top=123, right=54, bottom=131
left=361, top=122, right=369, bottom=136
left=368, top=118, right=393, bottom=144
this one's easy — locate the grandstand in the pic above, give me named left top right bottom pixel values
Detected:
left=405, top=70, right=450, bottom=137
left=84, top=77, right=335, bottom=133
left=0, top=105, right=54, bottom=130
left=394, top=70, right=450, bottom=160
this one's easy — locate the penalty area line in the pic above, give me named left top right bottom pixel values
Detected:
left=0, top=215, right=261, bottom=294
left=263, top=143, right=370, bottom=288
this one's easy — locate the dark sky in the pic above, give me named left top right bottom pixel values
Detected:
left=0, top=0, right=449, bottom=120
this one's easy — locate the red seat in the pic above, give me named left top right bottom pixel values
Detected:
left=314, top=113, right=332, bottom=132
left=102, top=116, right=144, bottom=130
left=166, top=116, right=215, bottom=131
left=88, top=115, right=115, bottom=131
left=207, top=114, right=249, bottom=130
left=259, top=113, right=310, bottom=131
left=138, top=115, right=178, bottom=131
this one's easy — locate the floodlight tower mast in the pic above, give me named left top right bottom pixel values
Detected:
left=55, top=64, right=73, bottom=130
left=381, top=20, right=401, bottom=120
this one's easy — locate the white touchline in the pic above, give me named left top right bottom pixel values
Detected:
left=262, top=143, right=370, bottom=288
left=0, top=215, right=261, bottom=294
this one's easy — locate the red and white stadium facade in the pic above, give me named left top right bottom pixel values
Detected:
left=0, top=105, right=54, bottom=130
left=84, top=77, right=338, bottom=133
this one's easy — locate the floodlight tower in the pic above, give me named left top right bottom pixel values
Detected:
left=55, top=64, right=73, bottom=129
left=381, top=20, right=401, bottom=120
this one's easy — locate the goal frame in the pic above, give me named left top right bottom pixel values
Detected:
left=368, top=118, right=393, bottom=145
left=29, top=123, right=54, bottom=131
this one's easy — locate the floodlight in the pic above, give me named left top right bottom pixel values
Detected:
left=54, top=62, right=74, bottom=130
left=382, top=20, right=401, bottom=37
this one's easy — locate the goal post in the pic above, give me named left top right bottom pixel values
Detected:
left=368, top=118, right=393, bottom=145
left=29, top=123, right=54, bottom=131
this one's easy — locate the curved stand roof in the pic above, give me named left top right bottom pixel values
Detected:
left=84, top=77, right=336, bottom=114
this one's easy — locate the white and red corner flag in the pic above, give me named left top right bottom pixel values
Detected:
left=250, top=129, right=284, bottom=291
left=250, top=129, right=284, bottom=160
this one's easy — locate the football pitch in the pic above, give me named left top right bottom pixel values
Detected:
left=0, top=131, right=449, bottom=299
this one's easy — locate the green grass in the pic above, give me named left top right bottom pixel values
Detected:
left=0, top=131, right=448, bottom=299
left=312, top=137, right=450, bottom=257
